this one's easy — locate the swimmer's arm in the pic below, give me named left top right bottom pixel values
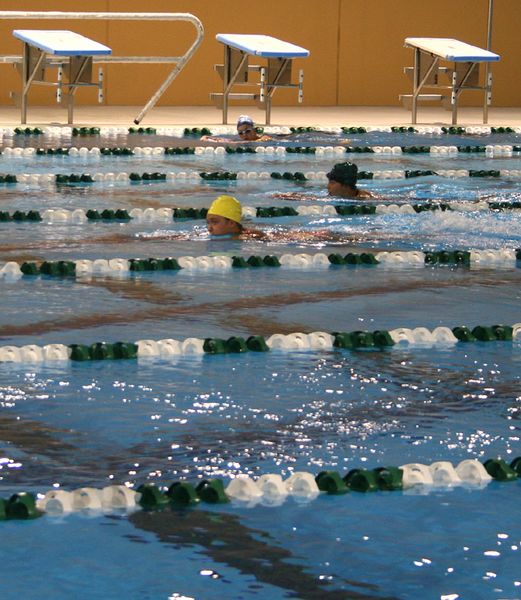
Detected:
left=240, top=227, right=267, bottom=240
left=270, top=191, right=310, bottom=201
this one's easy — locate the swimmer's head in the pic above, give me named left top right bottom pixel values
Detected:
left=206, top=195, right=243, bottom=236
left=237, top=114, right=254, bottom=128
left=326, top=162, right=358, bottom=187
left=237, top=114, right=258, bottom=141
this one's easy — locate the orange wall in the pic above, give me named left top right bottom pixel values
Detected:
left=0, top=0, right=519, bottom=107
left=339, top=0, right=521, bottom=106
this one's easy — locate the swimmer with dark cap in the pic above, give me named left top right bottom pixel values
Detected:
left=273, top=161, right=374, bottom=201
left=326, top=161, right=374, bottom=199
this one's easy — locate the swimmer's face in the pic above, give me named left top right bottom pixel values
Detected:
left=327, top=179, right=345, bottom=197
left=237, top=124, right=258, bottom=141
left=206, top=214, right=241, bottom=236
left=327, top=178, right=356, bottom=198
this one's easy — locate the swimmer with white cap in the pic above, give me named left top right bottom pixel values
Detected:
left=201, top=115, right=272, bottom=143
left=235, top=115, right=271, bottom=142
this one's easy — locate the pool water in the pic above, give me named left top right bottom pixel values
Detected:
left=0, top=131, right=520, bottom=600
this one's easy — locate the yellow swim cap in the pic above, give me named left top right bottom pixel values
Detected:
left=207, top=195, right=242, bottom=223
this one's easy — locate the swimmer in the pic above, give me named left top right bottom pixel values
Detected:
left=326, top=162, right=374, bottom=199
left=206, top=195, right=358, bottom=244
left=206, top=194, right=265, bottom=239
left=273, top=161, right=375, bottom=201
left=142, top=195, right=360, bottom=244
left=235, top=115, right=271, bottom=142
left=201, top=115, right=272, bottom=143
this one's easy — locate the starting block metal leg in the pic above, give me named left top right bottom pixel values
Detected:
left=21, top=42, right=46, bottom=124
left=483, top=69, right=492, bottom=124
left=66, top=55, right=92, bottom=124
left=259, top=66, right=266, bottom=104
left=451, top=71, right=458, bottom=125
left=57, top=65, right=63, bottom=103
left=411, top=48, right=439, bottom=125
left=264, top=58, right=291, bottom=125
left=222, top=45, right=248, bottom=124
left=98, top=67, right=104, bottom=102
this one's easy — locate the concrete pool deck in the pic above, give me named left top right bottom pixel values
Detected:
left=0, top=104, right=520, bottom=129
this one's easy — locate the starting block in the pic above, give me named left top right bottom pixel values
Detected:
left=211, top=33, right=310, bottom=125
left=401, top=37, right=500, bottom=125
left=12, top=29, right=112, bottom=124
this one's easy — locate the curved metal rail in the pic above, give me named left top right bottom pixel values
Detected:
left=0, top=11, right=204, bottom=124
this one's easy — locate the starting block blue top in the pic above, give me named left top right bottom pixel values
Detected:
left=13, top=29, right=111, bottom=56
left=216, top=34, right=309, bottom=58
left=405, top=38, right=499, bottom=63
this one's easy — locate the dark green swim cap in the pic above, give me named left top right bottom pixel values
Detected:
left=326, top=162, right=358, bottom=186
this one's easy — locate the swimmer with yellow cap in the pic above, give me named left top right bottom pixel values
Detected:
left=206, top=195, right=245, bottom=236
left=205, top=194, right=356, bottom=243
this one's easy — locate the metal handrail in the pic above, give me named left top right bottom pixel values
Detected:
left=0, top=11, right=204, bottom=123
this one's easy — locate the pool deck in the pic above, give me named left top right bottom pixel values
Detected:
left=0, top=105, right=520, bottom=128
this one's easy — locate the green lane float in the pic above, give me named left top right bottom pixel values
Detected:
left=270, top=171, right=307, bottom=181
left=196, top=479, right=230, bottom=504
left=341, top=126, right=368, bottom=134
left=40, top=260, right=76, bottom=277
left=85, top=209, right=131, bottom=221
left=441, top=126, right=466, bottom=134
left=405, top=169, right=437, bottom=178
left=315, top=471, right=349, bottom=494
left=137, top=483, right=170, bottom=510
left=164, top=147, right=195, bottom=155
left=391, top=126, right=418, bottom=133
left=173, top=207, right=207, bottom=219
left=344, top=469, right=379, bottom=492
left=374, top=467, right=404, bottom=491
left=128, top=172, right=166, bottom=182
left=5, top=492, right=42, bottom=519
left=68, top=342, right=138, bottom=361
left=183, top=127, right=211, bottom=137
left=333, top=330, right=395, bottom=350
left=483, top=458, right=518, bottom=481
left=225, top=146, right=256, bottom=154
left=200, top=171, right=237, bottom=181
left=285, top=146, right=316, bottom=154
left=256, top=207, right=299, bottom=218
left=14, top=127, right=43, bottom=135
left=290, top=126, right=318, bottom=133
left=469, top=170, right=500, bottom=178
left=72, top=127, right=100, bottom=136
left=0, top=174, right=17, bottom=184
left=55, top=173, right=94, bottom=184
left=167, top=482, right=199, bottom=506
left=128, top=126, right=157, bottom=134
left=344, top=146, right=374, bottom=153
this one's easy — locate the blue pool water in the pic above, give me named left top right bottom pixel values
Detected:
left=1, top=131, right=520, bottom=600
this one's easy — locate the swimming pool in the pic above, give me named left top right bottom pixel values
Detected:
left=0, top=128, right=520, bottom=600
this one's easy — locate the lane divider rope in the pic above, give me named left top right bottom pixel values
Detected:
left=0, top=323, right=520, bottom=363
left=2, top=125, right=521, bottom=140
left=1, top=249, right=520, bottom=281
left=3, top=168, right=521, bottom=186
left=2, top=200, right=521, bottom=225
left=2, top=457, right=519, bottom=521
left=1, top=144, right=520, bottom=159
